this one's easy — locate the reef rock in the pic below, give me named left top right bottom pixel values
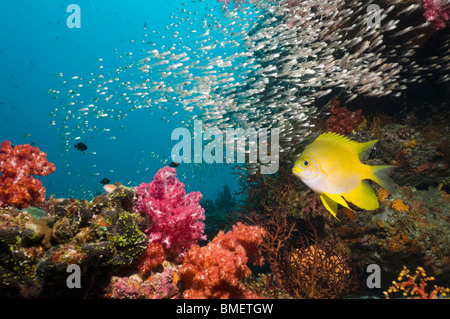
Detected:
left=0, top=184, right=148, bottom=298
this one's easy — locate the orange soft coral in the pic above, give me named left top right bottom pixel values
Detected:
left=179, top=222, right=266, bottom=299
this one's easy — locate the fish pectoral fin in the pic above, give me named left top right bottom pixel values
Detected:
left=343, top=181, right=379, bottom=211
left=320, top=194, right=340, bottom=220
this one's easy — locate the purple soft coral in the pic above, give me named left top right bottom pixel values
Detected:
left=134, top=167, right=206, bottom=262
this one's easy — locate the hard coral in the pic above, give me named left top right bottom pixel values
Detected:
left=134, top=167, right=206, bottom=262
left=0, top=141, right=56, bottom=208
left=179, top=222, right=266, bottom=299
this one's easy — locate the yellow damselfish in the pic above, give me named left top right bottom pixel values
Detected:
left=292, top=132, right=395, bottom=220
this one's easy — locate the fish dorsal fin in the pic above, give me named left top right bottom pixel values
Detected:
left=316, top=132, right=378, bottom=160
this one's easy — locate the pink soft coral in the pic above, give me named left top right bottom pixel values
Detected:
left=0, top=141, right=56, bottom=208
left=423, top=0, right=450, bottom=30
left=134, top=167, right=206, bottom=262
left=179, top=222, right=266, bottom=299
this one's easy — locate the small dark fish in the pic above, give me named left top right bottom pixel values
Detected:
left=144, top=21, right=147, bottom=29
left=100, top=178, right=110, bottom=185
left=74, top=142, right=87, bottom=151
left=168, top=161, right=180, bottom=168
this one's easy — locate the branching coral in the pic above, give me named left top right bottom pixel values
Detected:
left=384, top=266, right=450, bottom=299
left=243, top=203, right=356, bottom=298
left=0, top=141, right=56, bottom=208
left=134, top=167, right=206, bottom=261
left=179, top=222, right=266, bottom=299
left=284, top=244, right=353, bottom=299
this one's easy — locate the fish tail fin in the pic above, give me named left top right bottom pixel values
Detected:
left=370, top=165, right=396, bottom=194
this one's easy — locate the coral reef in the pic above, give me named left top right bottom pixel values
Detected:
left=107, top=274, right=153, bottom=299
left=234, top=99, right=450, bottom=297
left=179, top=222, right=266, bottom=299
left=334, top=183, right=450, bottom=285
left=366, top=111, right=450, bottom=190
left=134, top=167, right=206, bottom=261
left=0, top=141, right=56, bottom=208
left=244, top=208, right=357, bottom=299
left=106, top=264, right=180, bottom=299
left=0, top=184, right=148, bottom=298
left=0, top=165, right=213, bottom=299
left=384, top=266, right=449, bottom=299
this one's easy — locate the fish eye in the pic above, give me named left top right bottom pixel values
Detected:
left=301, top=159, right=310, bottom=168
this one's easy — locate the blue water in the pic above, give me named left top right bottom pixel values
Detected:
left=0, top=0, right=239, bottom=202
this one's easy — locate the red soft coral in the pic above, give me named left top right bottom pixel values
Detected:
left=179, top=222, right=266, bottom=299
left=134, top=167, right=206, bottom=262
left=137, top=242, right=166, bottom=275
left=325, top=105, right=363, bottom=136
left=0, top=141, right=56, bottom=208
